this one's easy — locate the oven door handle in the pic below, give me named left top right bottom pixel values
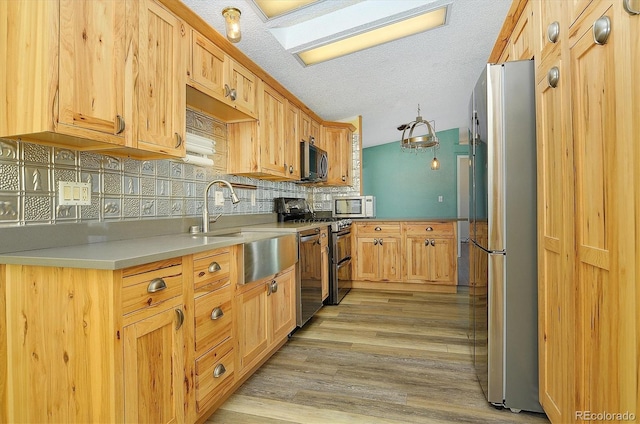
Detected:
left=336, top=257, right=351, bottom=269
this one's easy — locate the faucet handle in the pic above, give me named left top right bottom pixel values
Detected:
left=212, top=213, right=222, bottom=223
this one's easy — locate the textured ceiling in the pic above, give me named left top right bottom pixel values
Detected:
left=181, top=0, right=511, bottom=148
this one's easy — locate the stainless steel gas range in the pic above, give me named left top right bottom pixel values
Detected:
left=274, top=198, right=353, bottom=316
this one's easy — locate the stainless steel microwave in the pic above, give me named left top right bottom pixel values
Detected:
left=332, top=196, right=376, bottom=218
left=299, top=137, right=328, bottom=182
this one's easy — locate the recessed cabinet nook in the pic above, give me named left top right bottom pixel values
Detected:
left=0, top=0, right=354, bottom=185
left=491, top=0, right=639, bottom=422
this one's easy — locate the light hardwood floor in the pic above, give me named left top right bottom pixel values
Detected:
left=206, top=289, right=550, bottom=423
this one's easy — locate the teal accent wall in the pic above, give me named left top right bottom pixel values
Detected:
left=362, top=128, right=468, bottom=218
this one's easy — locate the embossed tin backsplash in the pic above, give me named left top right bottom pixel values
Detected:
left=0, top=109, right=361, bottom=226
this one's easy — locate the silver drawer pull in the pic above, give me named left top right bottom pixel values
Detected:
left=374, top=227, right=382, bottom=231
left=271, top=280, right=278, bottom=293
left=547, top=21, right=560, bottom=43
left=548, top=67, right=560, bottom=88
left=373, top=239, right=379, bottom=245
left=426, top=226, right=433, bottom=231
left=213, top=364, right=226, bottom=378
left=624, top=0, right=640, bottom=15
left=147, top=278, right=167, bottom=293
left=431, top=239, right=436, bottom=246
left=424, top=239, right=429, bottom=246
left=175, top=308, right=184, bottom=330
left=593, top=16, right=611, bottom=45
left=208, top=261, right=222, bottom=273
left=210, top=307, right=224, bottom=320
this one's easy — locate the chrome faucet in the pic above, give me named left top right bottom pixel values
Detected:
left=202, top=179, right=240, bottom=233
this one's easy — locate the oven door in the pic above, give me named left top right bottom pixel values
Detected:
left=329, top=228, right=352, bottom=305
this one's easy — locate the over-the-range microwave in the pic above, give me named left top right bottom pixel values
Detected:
left=332, top=195, right=376, bottom=218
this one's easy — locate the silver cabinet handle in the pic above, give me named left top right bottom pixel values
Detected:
left=547, top=21, right=560, bottom=43
left=624, top=0, right=640, bottom=14
left=271, top=281, right=278, bottom=293
left=378, top=238, right=383, bottom=246
left=115, top=114, right=125, bottom=134
left=341, top=175, right=346, bottom=182
left=424, top=239, right=429, bottom=246
left=431, top=239, right=436, bottom=246
left=224, top=84, right=237, bottom=101
left=147, top=278, right=167, bottom=293
left=548, top=67, right=560, bottom=88
left=426, top=226, right=433, bottom=231
left=593, top=16, right=611, bottom=45
left=210, top=307, right=224, bottom=320
left=213, top=363, right=226, bottom=378
left=208, top=261, right=222, bottom=273
left=175, top=308, right=184, bottom=330
left=373, top=239, right=379, bottom=245
left=289, top=165, right=294, bottom=174
left=174, top=133, right=183, bottom=148
left=374, top=227, right=382, bottom=231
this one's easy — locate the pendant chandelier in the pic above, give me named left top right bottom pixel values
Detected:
left=398, top=104, right=439, bottom=152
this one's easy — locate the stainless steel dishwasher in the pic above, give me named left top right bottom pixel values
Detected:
left=297, top=227, right=323, bottom=326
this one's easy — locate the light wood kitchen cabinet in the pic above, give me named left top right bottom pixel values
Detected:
left=321, top=226, right=330, bottom=301
left=187, top=29, right=257, bottom=122
left=300, top=111, right=322, bottom=146
left=496, top=1, right=532, bottom=63
left=352, top=221, right=458, bottom=292
left=0, top=0, right=187, bottom=158
left=323, top=123, right=354, bottom=186
left=404, top=224, right=456, bottom=285
left=133, top=0, right=187, bottom=157
left=235, top=266, right=296, bottom=378
left=0, top=0, right=127, bottom=150
left=285, top=101, right=302, bottom=180
left=354, top=223, right=402, bottom=282
left=524, top=0, right=639, bottom=421
left=227, top=82, right=302, bottom=181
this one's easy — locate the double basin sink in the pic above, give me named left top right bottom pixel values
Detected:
left=194, top=229, right=298, bottom=284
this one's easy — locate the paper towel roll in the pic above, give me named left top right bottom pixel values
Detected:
left=186, top=143, right=215, bottom=155
left=182, top=154, right=214, bottom=167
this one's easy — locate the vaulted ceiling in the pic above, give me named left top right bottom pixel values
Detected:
left=182, top=0, right=511, bottom=148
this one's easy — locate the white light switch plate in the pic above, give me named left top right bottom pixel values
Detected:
left=438, top=195, right=443, bottom=203
left=58, top=181, right=91, bottom=205
left=251, top=192, right=256, bottom=206
left=214, top=191, right=225, bottom=206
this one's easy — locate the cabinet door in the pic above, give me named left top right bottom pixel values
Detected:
left=189, top=29, right=226, bottom=99
left=236, top=282, right=268, bottom=373
left=58, top=0, right=126, bottom=142
left=227, top=59, right=257, bottom=117
left=259, top=83, right=287, bottom=176
left=324, top=126, right=352, bottom=186
left=536, top=47, right=574, bottom=423
left=427, top=238, right=455, bottom=283
left=124, top=307, right=185, bottom=424
left=378, top=237, right=401, bottom=281
left=511, top=2, right=533, bottom=60
left=268, top=270, right=296, bottom=344
left=136, top=0, right=186, bottom=156
left=405, top=237, right=430, bottom=281
left=285, top=101, right=301, bottom=180
left=355, top=237, right=379, bottom=280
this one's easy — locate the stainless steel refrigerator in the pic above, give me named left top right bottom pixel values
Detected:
left=469, top=60, right=542, bottom=413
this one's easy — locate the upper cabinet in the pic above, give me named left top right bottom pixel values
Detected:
left=323, top=123, right=354, bottom=186
left=0, top=0, right=187, bottom=158
left=495, top=1, right=533, bottom=63
left=187, top=29, right=257, bottom=122
left=133, top=0, right=187, bottom=157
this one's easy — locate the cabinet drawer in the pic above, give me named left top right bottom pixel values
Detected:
left=403, top=222, right=454, bottom=237
left=356, top=223, right=401, bottom=236
left=121, top=263, right=183, bottom=316
left=194, top=284, right=232, bottom=356
left=193, top=249, right=230, bottom=293
left=195, top=338, right=235, bottom=414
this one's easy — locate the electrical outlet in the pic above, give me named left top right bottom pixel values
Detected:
left=438, top=195, right=443, bottom=203
left=214, top=191, right=225, bottom=206
left=58, top=181, right=91, bottom=206
left=251, top=192, right=256, bottom=206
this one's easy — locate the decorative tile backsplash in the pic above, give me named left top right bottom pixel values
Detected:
left=0, top=109, right=361, bottom=227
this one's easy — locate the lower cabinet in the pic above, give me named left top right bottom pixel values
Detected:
left=123, top=306, right=185, bottom=424
left=352, top=220, right=458, bottom=291
left=236, top=266, right=296, bottom=377
left=0, top=244, right=297, bottom=423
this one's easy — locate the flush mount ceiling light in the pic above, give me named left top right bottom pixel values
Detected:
left=297, top=6, right=447, bottom=66
left=251, top=0, right=320, bottom=20
left=398, top=104, right=439, bottom=152
left=222, top=7, right=242, bottom=43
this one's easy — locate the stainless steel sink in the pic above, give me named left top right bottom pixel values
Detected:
left=242, top=233, right=297, bottom=284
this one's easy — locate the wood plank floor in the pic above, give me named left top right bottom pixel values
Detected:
left=206, top=288, right=550, bottom=424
